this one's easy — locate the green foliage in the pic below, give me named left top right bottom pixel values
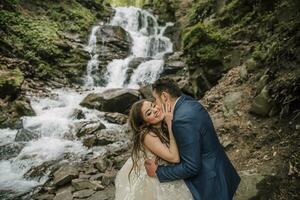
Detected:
left=187, top=0, right=217, bottom=26
left=182, top=22, right=228, bottom=67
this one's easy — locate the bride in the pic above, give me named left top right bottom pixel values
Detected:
left=115, top=99, right=193, bottom=200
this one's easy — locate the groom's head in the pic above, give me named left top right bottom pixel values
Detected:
left=152, top=78, right=182, bottom=109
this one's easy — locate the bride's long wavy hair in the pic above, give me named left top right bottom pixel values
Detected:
left=128, top=99, right=170, bottom=180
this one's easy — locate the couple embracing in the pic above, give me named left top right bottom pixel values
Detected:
left=115, top=78, right=240, bottom=200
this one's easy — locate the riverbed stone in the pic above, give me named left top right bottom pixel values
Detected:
left=71, top=178, right=104, bottom=191
left=36, top=193, right=55, bottom=200
left=73, top=189, right=95, bottom=198
left=15, top=128, right=40, bottom=142
left=101, top=170, right=117, bottom=186
left=104, top=112, right=128, bottom=125
left=53, top=165, right=79, bottom=186
left=80, top=88, right=140, bottom=114
left=0, top=142, right=25, bottom=160
left=75, top=121, right=106, bottom=137
left=54, top=189, right=73, bottom=200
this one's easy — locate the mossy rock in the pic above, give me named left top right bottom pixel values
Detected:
left=0, top=96, right=35, bottom=129
left=0, top=68, right=24, bottom=99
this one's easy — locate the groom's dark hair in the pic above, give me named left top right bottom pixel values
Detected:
left=152, top=78, right=182, bottom=98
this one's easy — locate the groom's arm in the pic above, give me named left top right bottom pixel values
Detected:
left=156, top=117, right=202, bottom=182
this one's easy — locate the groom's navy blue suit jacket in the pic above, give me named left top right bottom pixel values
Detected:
left=156, top=95, right=240, bottom=200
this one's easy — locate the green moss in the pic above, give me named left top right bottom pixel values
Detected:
left=0, top=68, right=24, bottom=98
left=0, top=68, right=24, bottom=88
left=186, top=0, right=217, bottom=25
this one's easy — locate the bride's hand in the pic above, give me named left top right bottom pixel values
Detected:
left=163, top=102, right=173, bottom=126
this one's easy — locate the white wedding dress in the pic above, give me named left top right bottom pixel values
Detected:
left=115, top=151, right=193, bottom=200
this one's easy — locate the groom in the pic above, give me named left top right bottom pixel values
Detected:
left=145, top=78, right=240, bottom=200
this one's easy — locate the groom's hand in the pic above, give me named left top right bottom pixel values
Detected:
left=144, top=158, right=158, bottom=177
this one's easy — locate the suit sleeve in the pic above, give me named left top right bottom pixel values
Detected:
left=156, top=117, right=202, bottom=182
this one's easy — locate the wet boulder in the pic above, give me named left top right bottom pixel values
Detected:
left=95, top=25, right=132, bottom=66
left=74, top=121, right=106, bottom=138
left=161, top=51, right=186, bottom=76
left=138, top=84, right=153, bottom=99
left=0, top=143, right=25, bottom=160
left=15, top=128, right=40, bottom=142
left=104, top=112, right=128, bottom=125
left=80, top=88, right=140, bottom=114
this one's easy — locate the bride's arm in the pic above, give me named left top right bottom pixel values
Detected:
left=144, top=130, right=180, bottom=163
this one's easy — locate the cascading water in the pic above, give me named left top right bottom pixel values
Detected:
left=0, top=6, right=173, bottom=198
left=105, top=6, right=173, bottom=88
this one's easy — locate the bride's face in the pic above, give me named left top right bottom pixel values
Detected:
left=141, top=101, right=164, bottom=125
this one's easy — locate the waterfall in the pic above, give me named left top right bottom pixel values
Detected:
left=0, top=6, right=173, bottom=197
left=84, top=6, right=173, bottom=88
left=84, top=25, right=101, bottom=87
left=107, top=7, right=173, bottom=88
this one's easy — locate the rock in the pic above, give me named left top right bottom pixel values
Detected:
left=190, top=67, right=213, bottom=98
left=53, top=165, right=79, bottom=186
left=96, top=129, right=120, bottom=146
left=177, top=79, right=194, bottom=97
left=75, top=121, right=106, bottom=138
left=106, top=140, right=131, bottom=156
left=73, top=189, right=95, bottom=198
left=82, top=165, right=99, bottom=175
left=161, top=52, right=185, bottom=76
left=0, top=68, right=24, bottom=99
left=239, top=65, right=248, bottom=81
left=234, top=170, right=265, bottom=200
left=0, top=97, right=35, bottom=129
left=54, top=189, right=73, bottom=200
left=81, top=25, right=132, bottom=86
left=161, top=60, right=185, bottom=76
left=256, top=74, right=269, bottom=94
left=0, top=143, right=25, bottom=160
left=104, top=112, right=128, bottom=125
left=101, top=170, right=117, bottom=186
left=83, top=135, right=97, bottom=148
left=15, top=128, right=40, bottom=142
left=93, top=157, right=110, bottom=173
left=249, top=87, right=275, bottom=117
left=220, top=135, right=233, bottom=150
left=245, top=58, right=258, bottom=72
left=85, top=186, right=115, bottom=200
left=36, top=193, right=55, bottom=200
left=24, top=160, right=58, bottom=180
left=223, top=92, right=243, bottom=114
left=56, top=185, right=74, bottom=194
left=79, top=172, right=91, bottom=179
left=111, top=153, right=130, bottom=170
left=71, top=109, right=85, bottom=119
left=138, top=85, right=153, bottom=99
left=90, top=174, right=103, bottom=181
left=80, top=88, right=140, bottom=114
left=71, top=179, right=104, bottom=191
